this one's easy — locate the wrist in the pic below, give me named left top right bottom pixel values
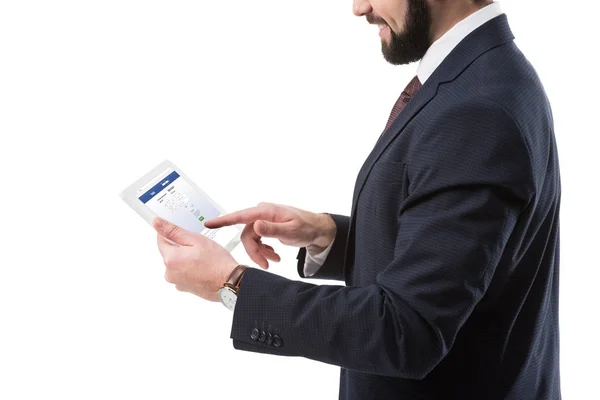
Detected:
left=220, top=261, right=240, bottom=287
left=308, top=213, right=336, bottom=254
left=218, top=263, right=249, bottom=310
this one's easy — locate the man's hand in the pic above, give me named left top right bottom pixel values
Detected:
left=204, top=202, right=336, bottom=269
left=152, top=217, right=239, bottom=302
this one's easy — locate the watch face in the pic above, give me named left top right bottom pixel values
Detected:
left=219, top=287, right=237, bottom=311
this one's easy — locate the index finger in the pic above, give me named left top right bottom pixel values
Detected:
left=204, top=206, right=275, bottom=228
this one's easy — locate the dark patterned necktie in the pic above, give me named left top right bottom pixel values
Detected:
left=383, top=75, right=422, bottom=131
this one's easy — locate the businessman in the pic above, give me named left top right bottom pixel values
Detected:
left=152, top=0, right=561, bottom=398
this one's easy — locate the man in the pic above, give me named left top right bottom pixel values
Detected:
left=152, top=0, right=561, bottom=398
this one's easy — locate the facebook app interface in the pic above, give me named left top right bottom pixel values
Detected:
left=137, top=169, right=238, bottom=247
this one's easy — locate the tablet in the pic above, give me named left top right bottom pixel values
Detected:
left=119, top=160, right=241, bottom=252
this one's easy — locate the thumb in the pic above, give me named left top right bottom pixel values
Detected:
left=254, top=220, right=293, bottom=239
left=152, top=217, right=195, bottom=246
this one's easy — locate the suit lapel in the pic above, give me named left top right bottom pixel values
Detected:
left=350, top=81, right=438, bottom=213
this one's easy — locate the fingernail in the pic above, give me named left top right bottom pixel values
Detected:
left=256, top=221, right=265, bottom=231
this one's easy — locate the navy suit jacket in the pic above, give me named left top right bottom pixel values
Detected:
left=230, top=15, right=561, bottom=400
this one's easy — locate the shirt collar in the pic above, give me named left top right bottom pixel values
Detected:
left=417, top=1, right=504, bottom=84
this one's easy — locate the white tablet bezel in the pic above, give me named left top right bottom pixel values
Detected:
left=119, top=159, right=241, bottom=252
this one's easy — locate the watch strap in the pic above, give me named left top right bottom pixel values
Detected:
left=225, top=265, right=249, bottom=291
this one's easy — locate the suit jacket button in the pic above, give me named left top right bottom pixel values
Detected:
left=265, top=333, right=273, bottom=345
left=272, top=335, right=283, bottom=348
left=250, top=328, right=259, bottom=341
left=259, top=330, right=267, bottom=342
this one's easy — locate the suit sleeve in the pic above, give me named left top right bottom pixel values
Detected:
left=296, top=213, right=350, bottom=281
left=230, top=100, right=535, bottom=379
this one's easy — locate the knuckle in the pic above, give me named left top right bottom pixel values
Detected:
left=167, top=225, right=180, bottom=239
left=241, top=227, right=253, bottom=239
left=288, top=221, right=301, bottom=235
left=163, top=254, right=179, bottom=269
left=263, top=211, right=275, bottom=223
left=257, top=203, right=275, bottom=219
left=164, top=271, right=175, bottom=283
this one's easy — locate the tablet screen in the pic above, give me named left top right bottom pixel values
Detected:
left=135, top=167, right=239, bottom=247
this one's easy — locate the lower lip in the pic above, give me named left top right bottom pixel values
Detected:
left=379, top=25, right=391, bottom=38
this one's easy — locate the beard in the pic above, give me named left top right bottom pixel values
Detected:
left=369, top=0, right=432, bottom=65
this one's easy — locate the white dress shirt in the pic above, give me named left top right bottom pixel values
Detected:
left=303, top=2, right=504, bottom=277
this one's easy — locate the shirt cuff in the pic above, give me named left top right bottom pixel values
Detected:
left=303, top=239, right=335, bottom=277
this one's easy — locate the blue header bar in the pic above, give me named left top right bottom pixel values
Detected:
left=139, top=171, right=180, bottom=204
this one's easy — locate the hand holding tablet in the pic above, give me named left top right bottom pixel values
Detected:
left=120, top=160, right=241, bottom=251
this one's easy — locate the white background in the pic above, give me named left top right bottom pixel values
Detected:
left=0, top=0, right=598, bottom=398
